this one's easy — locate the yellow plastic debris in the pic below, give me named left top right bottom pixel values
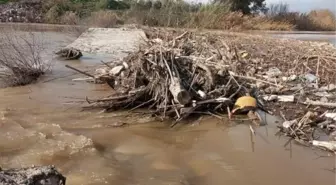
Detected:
left=232, top=96, right=257, bottom=114
left=241, top=52, right=249, bottom=58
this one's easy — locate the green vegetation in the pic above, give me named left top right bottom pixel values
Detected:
left=0, top=0, right=9, bottom=4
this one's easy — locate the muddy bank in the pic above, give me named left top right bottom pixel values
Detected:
left=66, top=28, right=147, bottom=54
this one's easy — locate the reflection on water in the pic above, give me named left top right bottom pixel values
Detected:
left=0, top=31, right=335, bottom=185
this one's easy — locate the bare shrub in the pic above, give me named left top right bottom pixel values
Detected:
left=122, top=1, right=293, bottom=31
left=34, top=0, right=334, bottom=31
left=188, top=11, right=293, bottom=31
left=60, top=11, right=80, bottom=25
left=267, top=3, right=289, bottom=17
left=0, top=32, right=49, bottom=87
left=44, top=4, right=61, bottom=24
left=237, top=13, right=294, bottom=31
left=86, top=10, right=123, bottom=28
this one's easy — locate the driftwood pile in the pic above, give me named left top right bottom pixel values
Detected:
left=68, top=28, right=336, bottom=151
left=0, top=165, right=66, bottom=185
left=278, top=111, right=336, bottom=152
left=82, top=30, right=266, bottom=124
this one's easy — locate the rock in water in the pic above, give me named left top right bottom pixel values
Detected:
left=0, top=165, right=66, bottom=185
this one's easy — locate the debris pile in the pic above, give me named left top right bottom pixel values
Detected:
left=278, top=110, right=336, bottom=152
left=0, top=165, right=66, bottom=185
left=81, top=30, right=266, bottom=124
left=68, top=28, right=336, bottom=151
left=0, top=0, right=42, bottom=23
left=55, top=47, right=83, bottom=60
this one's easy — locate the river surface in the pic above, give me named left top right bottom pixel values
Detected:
left=272, top=32, right=336, bottom=46
left=0, top=30, right=335, bottom=185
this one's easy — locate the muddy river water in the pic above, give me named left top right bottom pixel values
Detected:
left=0, top=31, right=335, bottom=185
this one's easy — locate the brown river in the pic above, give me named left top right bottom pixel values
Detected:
left=0, top=30, right=335, bottom=185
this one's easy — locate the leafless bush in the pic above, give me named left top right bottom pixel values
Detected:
left=0, top=32, right=49, bottom=87
left=86, top=10, right=123, bottom=28
left=60, top=11, right=80, bottom=25
left=267, top=3, right=289, bottom=17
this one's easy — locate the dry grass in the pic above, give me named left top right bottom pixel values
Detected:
left=23, top=0, right=335, bottom=31
left=38, top=0, right=294, bottom=31
left=85, top=10, right=123, bottom=28
left=281, top=11, right=336, bottom=31
left=0, top=32, right=49, bottom=87
left=267, top=3, right=336, bottom=31
left=203, top=12, right=294, bottom=31
left=60, top=11, right=80, bottom=25
left=308, top=9, right=336, bottom=31
left=122, top=10, right=294, bottom=31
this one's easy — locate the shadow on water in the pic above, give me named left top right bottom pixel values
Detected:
left=0, top=30, right=335, bottom=185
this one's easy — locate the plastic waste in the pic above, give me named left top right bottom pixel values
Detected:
left=312, top=140, right=336, bottom=151
left=232, top=96, right=257, bottom=114
left=304, top=73, right=317, bottom=83
left=266, top=67, right=282, bottom=78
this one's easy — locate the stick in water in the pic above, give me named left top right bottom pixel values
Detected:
left=65, top=64, right=94, bottom=78
left=249, top=124, right=255, bottom=152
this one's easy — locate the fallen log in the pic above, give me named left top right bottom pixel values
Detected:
left=0, top=165, right=66, bottom=185
left=169, top=76, right=191, bottom=105
left=65, top=65, right=94, bottom=78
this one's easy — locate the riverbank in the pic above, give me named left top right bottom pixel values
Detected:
left=0, top=22, right=335, bottom=39
left=0, top=25, right=336, bottom=185
left=0, top=22, right=87, bottom=33
left=62, top=27, right=336, bottom=151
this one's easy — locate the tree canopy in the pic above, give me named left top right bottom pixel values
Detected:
left=214, top=0, right=268, bottom=14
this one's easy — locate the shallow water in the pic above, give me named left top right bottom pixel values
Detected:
left=272, top=33, right=336, bottom=46
left=0, top=31, right=335, bottom=185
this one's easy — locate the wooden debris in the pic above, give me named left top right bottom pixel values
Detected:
left=325, top=113, right=336, bottom=121
left=78, top=30, right=268, bottom=122
left=72, top=77, right=95, bottom=83
left=263, top=95, right=295, bottom=102
left=302, top=98, right=336, bottom=108
left=65, top=65, right=94, bottom=78
left=69, top=28, right=336, bottom=150
left=55, top=47, right=83, bottom=60
left=312, top=140, right=336, bottom=152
